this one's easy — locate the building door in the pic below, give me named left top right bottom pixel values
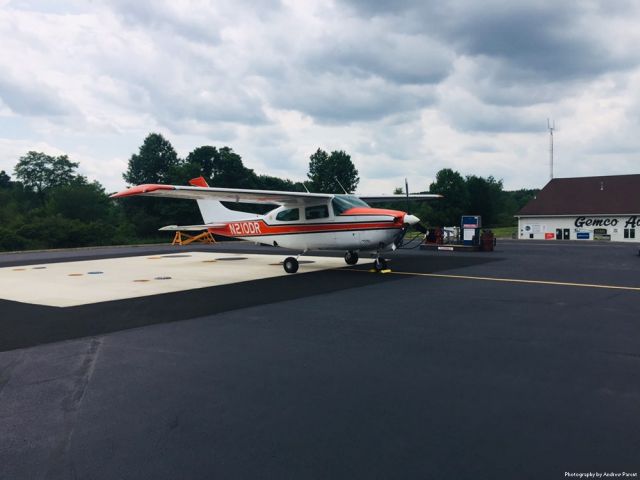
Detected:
left=556, top=228, right=563, bottom=240
left=563, top=228, right=570, bottom=240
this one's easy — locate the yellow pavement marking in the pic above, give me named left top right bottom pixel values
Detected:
left=343, top=268, right=640, bottom=292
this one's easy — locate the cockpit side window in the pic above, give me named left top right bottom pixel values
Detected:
left=276, top=208, right=300, bottom=221
left=305, top=205, right=329, bottom=220
left=332, top=195, right=369, bottom=215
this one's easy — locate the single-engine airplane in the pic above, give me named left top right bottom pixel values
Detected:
left=111, top=177, right=441, bottom=273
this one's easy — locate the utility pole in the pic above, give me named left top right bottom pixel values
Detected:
left=547, top=118, right=555, bottom=180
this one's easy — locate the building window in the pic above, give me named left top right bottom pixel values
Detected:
left=624, top=228, right=636, bottom=239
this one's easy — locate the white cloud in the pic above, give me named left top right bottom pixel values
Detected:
left=1, top=0, right=640, bottom=195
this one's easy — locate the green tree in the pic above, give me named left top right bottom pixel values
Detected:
left=428, top=168, right=469, bottom=225
left=0, top=170, right=10, bottom=188
left=255, top=175, right=303, bottom=192
left=495, top=188, right=539, bottom=226
left=14, top=151, right=80, bottom=197
left=466, top=175, right=503, bottom=226
left=123, top=133, right=180, bottom=185
left=211, top=147, right=258, bottom=188
left=15, top=215, right=116, bottom=249
left=47, top=178, right=113, bottom=223
left=307, top=149, right=359, bottom=193
left=185, top=145, right=217, bottom=181
left=121, top=134, right=199, bottom=237
left=181, top=145, right=264, bottom=189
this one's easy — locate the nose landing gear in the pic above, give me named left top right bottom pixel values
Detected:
left=373, top=256, right=387, bottom=271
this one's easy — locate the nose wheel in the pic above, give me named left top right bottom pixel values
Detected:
left=374, top=256, right=387, bottom=271
left=283, top=257, right=299, bottom=274
left=344, top=250, right=359, bottom=265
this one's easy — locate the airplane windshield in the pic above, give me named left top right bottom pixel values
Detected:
left=332, top=195, right=370, bottom=215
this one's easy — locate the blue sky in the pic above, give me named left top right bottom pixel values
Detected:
left=1, top=0, right=640, bottom=193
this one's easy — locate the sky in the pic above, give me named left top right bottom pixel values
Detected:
left=1, top=0, right=640, bottom=194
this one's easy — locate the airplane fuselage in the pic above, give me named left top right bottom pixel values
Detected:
left=207, top=200, right=407, bottom=252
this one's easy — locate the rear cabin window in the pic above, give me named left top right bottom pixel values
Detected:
left=276, top=208, right=300, bottom=221
left=305, top=205, right=329, bottom=220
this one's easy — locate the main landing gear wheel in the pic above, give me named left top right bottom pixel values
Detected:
left=374, top=256, right=387, bottom=271
left=344, top=250, right=359, bottom=265
left=283, top=256, right=299, bottom=274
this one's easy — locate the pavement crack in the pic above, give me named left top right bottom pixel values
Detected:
left=45, top=336, right=103, bottom=480
left=0, top=350, right=24, bottom=400
left=62, top=337, right=102, bottom=413
left=600, top=350, right=640, bottom=360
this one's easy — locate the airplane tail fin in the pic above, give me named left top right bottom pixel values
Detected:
left=188, top=176, right=257, bottom=222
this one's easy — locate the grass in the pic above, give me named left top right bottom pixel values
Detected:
left=405, top=225, right=517, bottom=243
left=490, top=226, right=517, bottom=238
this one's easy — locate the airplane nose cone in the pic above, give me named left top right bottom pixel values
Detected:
left=404, top=213, right=420, bottom=225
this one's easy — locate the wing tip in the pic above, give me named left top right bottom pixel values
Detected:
left=110, top=184, right=175, bottom=198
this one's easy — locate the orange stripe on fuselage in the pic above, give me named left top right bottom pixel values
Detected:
left=341, top=207, right=407, bottom=218
left=208, top=215, right=405, bottom=238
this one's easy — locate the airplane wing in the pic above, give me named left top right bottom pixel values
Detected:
left=110, top=184, right=333, bottom=206
left=358, top=194, right=442, bottom=203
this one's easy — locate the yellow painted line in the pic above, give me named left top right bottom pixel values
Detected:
left=341, top=268, right=640, bottom=292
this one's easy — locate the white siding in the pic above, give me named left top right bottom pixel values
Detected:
left=517, top=215, right=640, bottom=242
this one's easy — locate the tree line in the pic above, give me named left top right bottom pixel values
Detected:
left=0, top=132, right=536, bottom=251
left=414, top=168, right=537, bottom=228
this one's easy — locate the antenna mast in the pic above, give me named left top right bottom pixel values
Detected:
left=334, top=177, right=348, bottom=194
left=547, top=118, right=555, bottom=180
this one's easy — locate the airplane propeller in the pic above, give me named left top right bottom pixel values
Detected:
left=394, top=179, right=428, bottom=247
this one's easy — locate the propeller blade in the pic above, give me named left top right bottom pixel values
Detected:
left=405, top=177, right=409, bottom=214
left=394, top=226, right=409, bottom=248
left=413, top=222, right=427, bottom=234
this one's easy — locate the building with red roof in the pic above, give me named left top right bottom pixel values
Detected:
left=516, top=174, right=640, bottom=242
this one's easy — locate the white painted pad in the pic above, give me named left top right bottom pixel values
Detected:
left=0, top=252, right=347, bottom=307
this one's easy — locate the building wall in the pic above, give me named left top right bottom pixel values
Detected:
left=517, top=215, right=640, bottom=242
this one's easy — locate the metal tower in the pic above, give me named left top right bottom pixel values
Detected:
left=547, top=119, right=555, bottom=180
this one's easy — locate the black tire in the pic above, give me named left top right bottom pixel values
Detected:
left=374, top=257, right=387, bottom=271
left=344, top=250, right=359, bottom=265
left=283, top=257, right=299, bottom=274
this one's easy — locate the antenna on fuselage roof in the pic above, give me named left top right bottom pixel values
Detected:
left=334, top=177, right=348, bottom=194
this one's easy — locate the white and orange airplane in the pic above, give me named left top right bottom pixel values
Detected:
left=111, top=177, right=440, bottom=273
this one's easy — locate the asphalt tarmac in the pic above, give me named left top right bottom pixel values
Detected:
left=1, top=240, right=639, bottom=479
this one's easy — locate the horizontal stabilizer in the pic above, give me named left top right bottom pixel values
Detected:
left=159, top=224, right=226, bottom=232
